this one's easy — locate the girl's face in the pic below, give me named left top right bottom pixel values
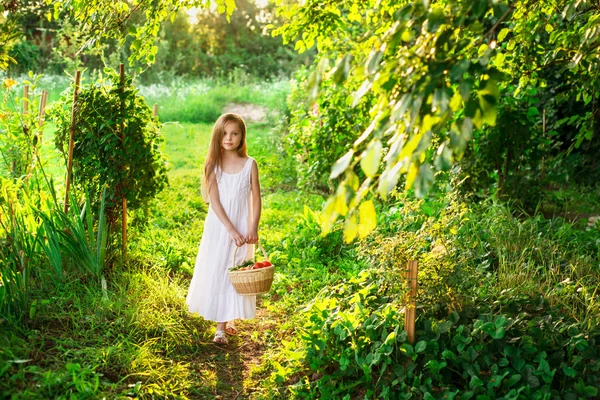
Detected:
left=221, top=121, right=242, bottom=151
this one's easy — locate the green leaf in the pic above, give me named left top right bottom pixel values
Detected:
left=506, top=374, right=521, bottom=387
left=584, top=386, right=599, bottom=397
left=491, top=327, right=506, bottom=339
left=358, top=200, right=377, bottom=238
left=427, top=8, right=445, bottom=33
left=469, top=376, right=483, bottom=389
left=378, top=161, right=400, bottom=197
left=415, top=340, right=427, bottom=353
left=497, top=28, right=509, bottom=42
left=434, top=143, right=453, bottom=171
left=29, top=300, right=37, bottom=320
left=400, top=343, right=414, bottom=356
left=433, top=88, right=450, bottom=113
left=545, top=24, right=554, bottom=33
left=527, top=107, right=540, bottom=119
left=226, top=0, right=236, bottom=16
left=562, top=365, right=576, bottom=378
left=344, top=213, right=358, bottom=243
left=450, top=59, right=470, bottom=81
left=478, top=43, right=489, bottom=57
left=353, top=80, right=372, bottom=107
left=366, top=50, right=383, bottom=75
left=332, top=54, right=353, bottom=84
left=330, top=150, right=354, bottom=179
left=360, top=140, right=382, bottom=178
left=414, top=163, right=434, bottom=198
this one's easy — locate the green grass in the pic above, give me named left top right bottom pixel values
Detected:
left=0, top=112, right=342, bottom=398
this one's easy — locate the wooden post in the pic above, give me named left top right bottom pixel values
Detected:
left=23, top=85, right=29, bottom=114
left=120, top=64, right=127, bottom=258
left=404, top=260, right=418, bottom=344
left=37, top=90, right=48, bottom=144
left=64, top=71, right=81, bottom=213
left=153, top=104, right=158, bottom=117
left=38, top=90, right=48, bottom=124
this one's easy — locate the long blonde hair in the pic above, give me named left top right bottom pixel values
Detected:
left=203, top=113, right=248, bottom=199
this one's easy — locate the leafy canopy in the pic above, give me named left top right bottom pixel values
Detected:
left=273, top=0, right=600, bottom=241
left=44, top=0, right=237, bottom=67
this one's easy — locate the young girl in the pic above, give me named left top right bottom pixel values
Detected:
left=186, top=113, right=262, bottom=345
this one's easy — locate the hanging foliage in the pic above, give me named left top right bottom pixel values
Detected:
left=272, top=0, right=600, bottom=241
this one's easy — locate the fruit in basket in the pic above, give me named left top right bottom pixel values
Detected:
left=231, top=260, right=254, bottom=271
left=262, top=260, right=273, bottom=267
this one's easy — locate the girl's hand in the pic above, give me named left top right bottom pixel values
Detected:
left=246, top=229, right=258, bottom=244
left=229, top=229, right=246, bottom=247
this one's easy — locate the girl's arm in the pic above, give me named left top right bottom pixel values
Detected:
left=207, top=171, right=246, bottom=247
left=246, top=160, right=262, bottom=244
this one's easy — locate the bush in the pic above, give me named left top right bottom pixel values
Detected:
left=49, top=68, right=168, bottom=226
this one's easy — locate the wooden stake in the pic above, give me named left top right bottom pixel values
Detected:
left=153, top=103, right=158, bottom=117
left=64, top=71, right=81, bottom=213
left=38, top=90, right=48, bottom=124
left=23, top=85, right=29, bottom=114
left=404, top=260, right=418, bottom=344
left=120, top=64, right=127, bottom=258
left=37, top=90, right=48, bottom=146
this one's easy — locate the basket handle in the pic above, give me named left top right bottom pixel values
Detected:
left=231, top=240, right=268, bottom=269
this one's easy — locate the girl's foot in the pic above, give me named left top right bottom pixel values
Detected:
left=213, top=330, right=228, bottom=345
left=225, top=321, right=238, bottom=336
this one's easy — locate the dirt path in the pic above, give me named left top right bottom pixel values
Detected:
left=223, top=103, right=270, bottom=123
left=201, top=307, right=276, bottom=399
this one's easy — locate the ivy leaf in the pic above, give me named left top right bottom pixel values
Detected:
left=330, top=150, right=354, bottom=179
left=360, top=140, right=382, bottom=178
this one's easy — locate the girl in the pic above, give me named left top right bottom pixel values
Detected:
left=186, top=113, right=262, bottom=345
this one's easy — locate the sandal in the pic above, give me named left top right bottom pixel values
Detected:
left=225, top=321, right=238, bottom=336
left=213, top=330, right=228, bottom=345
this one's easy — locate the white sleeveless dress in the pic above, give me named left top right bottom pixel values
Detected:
left=186, top=157, right=256, bottom=322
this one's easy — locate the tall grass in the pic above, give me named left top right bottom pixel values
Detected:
left=138, top=77, right=291, bottom=123
left=470, top=201, right=600, bottom=329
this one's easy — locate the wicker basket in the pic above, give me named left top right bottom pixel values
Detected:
left=228, top=242, right=274, bottom=296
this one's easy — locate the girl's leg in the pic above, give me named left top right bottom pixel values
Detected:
left=225, top=320, right=237, bottom=335
left=214, top=322, right=228, bottom=344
